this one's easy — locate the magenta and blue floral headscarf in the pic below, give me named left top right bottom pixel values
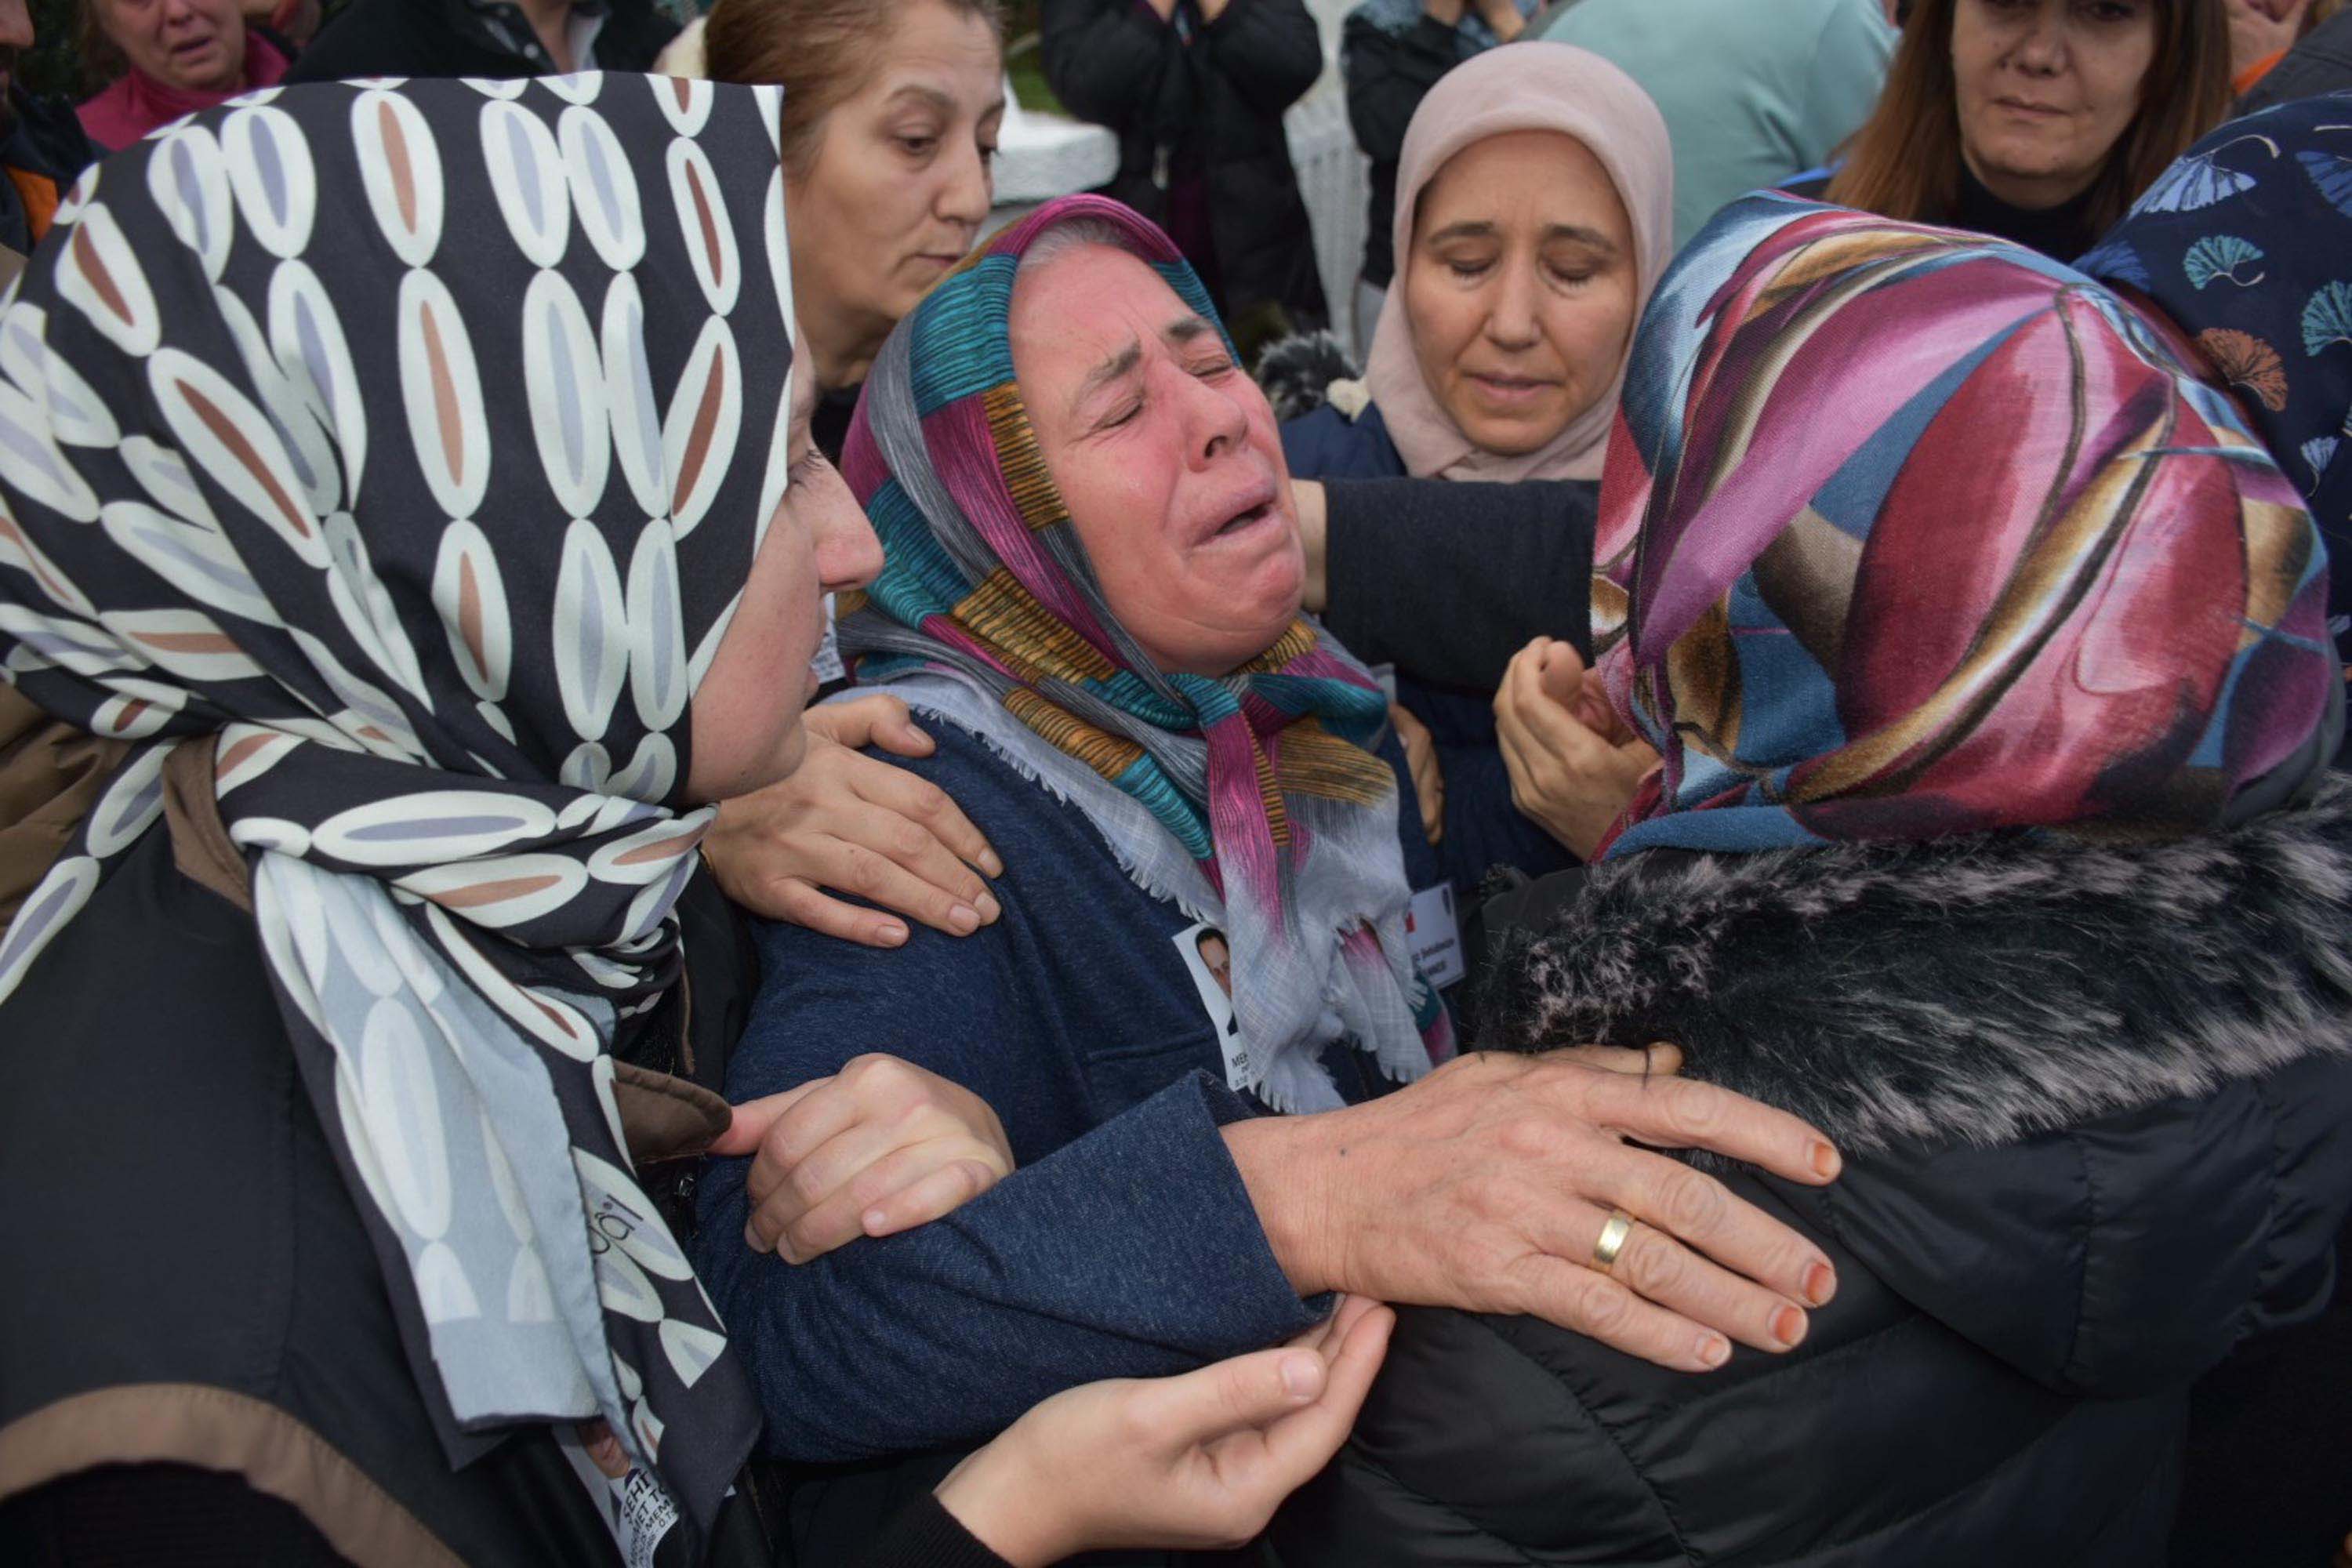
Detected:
left=2079, top=92, right=2352, bottom=659
left=1590, top=194, right=2338, bottom=858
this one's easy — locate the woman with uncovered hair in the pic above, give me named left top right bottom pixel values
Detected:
left=644, top=0, right=1040, bottom=971
left=75, top=0, right=290, bottom=151
left=697, top=0, right=1007, bottom=462
left=1265, top=42, right=1674, bottom=895
left=1813, top=0, right=2233, bottom=260
left=1272, top=194, right=2352, bottom=1565
left=0, top=77, right=1388, bottom=1568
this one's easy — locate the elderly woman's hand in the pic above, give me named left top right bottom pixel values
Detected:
left=711, top=1054, right=1015, bottom=1262
left=703, top=695, right=1004, bottom=947
left=1494, top=637, right=1660, bottom=860
left=1221, top=1045, right=1842, bottom=1373
left=1391, top=702, right=1445, bottom=844
left=932, top=1295, right=1395, bottom=1566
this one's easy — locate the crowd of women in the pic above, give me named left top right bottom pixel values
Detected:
left=2, top=1, right=2352, bottom=1566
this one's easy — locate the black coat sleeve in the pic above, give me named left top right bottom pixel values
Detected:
left=1318, top=476, right=1595, bottom=689
left=1341, top=12, right=1464, bottom=165
left=1198, top=0, right=1327, bottom=118
left=1039, top=0, right=1183, bottom=132
left=847, top=1493, right=1013, bottom=1568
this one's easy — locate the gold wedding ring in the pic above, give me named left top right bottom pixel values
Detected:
left=1592, top=1208, right=1635, bottom=1271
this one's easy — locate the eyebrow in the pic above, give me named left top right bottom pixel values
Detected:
left=1065, top=316, right=1224, bottom=423
left=1424, top=220, right=1620, bottom=253
left=884, top=82, right=1008, bottom=121
left=1069, top=339, right=1144, bottom=423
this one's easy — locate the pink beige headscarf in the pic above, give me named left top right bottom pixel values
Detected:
left=1363, top=42, right=1673, bottom=483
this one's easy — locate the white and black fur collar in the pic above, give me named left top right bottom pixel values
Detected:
left=1475, top=779, right=2352, bottom=1154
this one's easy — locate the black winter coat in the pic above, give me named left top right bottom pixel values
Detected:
left=2238, top=16, right=2352, bottom=115
left=0, top=811, right=774, bottom=1567
left=285, top=0, right=678, bottom=85
left=1040, top=0, right=1327, bottom=341
left=1272, top=785, right=2352, bottom=1566
left=1339, top=9, right=1492, bottom=289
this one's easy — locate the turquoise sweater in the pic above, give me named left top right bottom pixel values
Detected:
left=1539, top=0, right=1895, bottom=251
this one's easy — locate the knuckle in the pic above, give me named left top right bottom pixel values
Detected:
left=839, top=845, right=890, bottom=896
left=1497, top=1114, right=1559, bottom=1160
left=1621, top=1233, right=1684, bottom=1298
left=1770, top=1232, right=1820, bottom=1287
left=785, top=1160, right=833, bottom=1208
left=1658, top=1170, right=1728, bottom=1236
left=1576, top=1276, right=1636, bottom=1336
left=842, top=1055, right=914, bottom=1107
left=1667, top=1081, right=1727, bottom=1138
left=884, top=821, right=931, bottom=861
left=773, top=880, right=824, bottom=920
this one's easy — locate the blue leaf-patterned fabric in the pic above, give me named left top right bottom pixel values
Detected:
left=2082, top=93, right=2352, bottom=659
left=0, top=74, right=788, bottom=1550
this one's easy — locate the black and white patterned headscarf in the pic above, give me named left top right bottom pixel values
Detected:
left=0, top=73, right=794, bottom=1544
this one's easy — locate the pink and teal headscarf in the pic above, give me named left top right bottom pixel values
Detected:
left=835, top=195, right=1450, bottom=1112
left=1590, top=194, right=2339, bottom=858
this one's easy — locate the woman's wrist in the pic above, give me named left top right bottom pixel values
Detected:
left=1221, top=1113, right=1338, bottom=1298
left=1294, top=479, right=1329, bottom=614
left=934, top=1430, right=1075, bottom=1567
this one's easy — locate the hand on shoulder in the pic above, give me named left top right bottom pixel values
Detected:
left=704, top=695, right=1004, bottom=948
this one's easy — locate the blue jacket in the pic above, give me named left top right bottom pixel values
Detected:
left=695, top=722, right=1441, bottom=1462
left=1279, top=398, right=1407, bottom=480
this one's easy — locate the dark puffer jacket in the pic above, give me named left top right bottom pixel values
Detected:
left=1272, top=783, right=2352, bottom=1566
left=1040, top=0, right=1327, bottom=346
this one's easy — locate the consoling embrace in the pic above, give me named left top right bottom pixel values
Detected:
left=2, top=69, right=2350, bottom=1568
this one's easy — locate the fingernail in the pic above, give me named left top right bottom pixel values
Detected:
left=978, top=849, right=1004, bottom=878
left=876, top=922, right=908, bottom=946
left=1803, top=1263, right=1835, bottom=1307
left=862, top=1207, right=889, bottom=1235
left=975, top=892, right=1001, bottom=924
left=744, top=1225, right=767, bottom=1254
left=947, top=903, right=980, bottom=934
left=1772, top=1306, right=1806, bottom=1348
left=1281, top=1352, right=1322, bottom=1399
left=1810, top=1142, right=1842, bottom=1180
left=1697, top=1334, right=1730, bottom=1369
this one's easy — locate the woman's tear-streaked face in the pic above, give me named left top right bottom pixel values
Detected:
left=1011, top=243, right=1305, bottom=677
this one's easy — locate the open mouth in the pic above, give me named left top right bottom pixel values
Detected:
left=1214, top=499, right=1277, bottom=539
